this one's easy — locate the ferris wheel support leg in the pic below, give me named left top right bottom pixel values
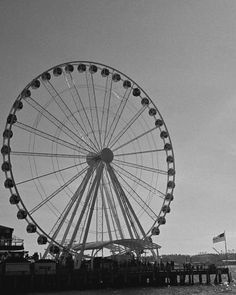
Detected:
left=75, top=163, right=104, bottom=269
left=103, top=179, right=124, bottom=240
left=100, top=180, right=113, bottom=242
left=106, top=164, right=136, bottom=239
left=42, top=167, right=93, bottom=258
left=60, top=165, right=96, bottom=247
left=109, top=165, right=158, bottom=261
left=66, top=164, right=102, bottom=251
left=113, top=165, right=159, bottom=221
left=107, top=164, right=148, bottom=239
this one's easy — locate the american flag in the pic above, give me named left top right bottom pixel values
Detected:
left=213, top=232, right=225, bottom=244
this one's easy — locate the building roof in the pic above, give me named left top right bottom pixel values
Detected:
left=0, top=225, right=14, bottom=231
left=72, top=238, right=161, bottom=252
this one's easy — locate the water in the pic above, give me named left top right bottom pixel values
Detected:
left=27, top=266, right=236, bottom=295
left=27, top=284, right=236, bottom=295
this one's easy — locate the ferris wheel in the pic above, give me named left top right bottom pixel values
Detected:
left=2, top=61, right=175, bottom=262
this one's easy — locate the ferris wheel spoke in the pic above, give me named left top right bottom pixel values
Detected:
left=16, top=161, right=86, bottom=185
left=15, top=122, right=88, bottom=154
left=63, top=73, right=85, bottom=128
left=109, top=106, right=147, bottom=149
left=26, top=156, right=62, bottom=219
left=84, top=73, right=95, bottom=140
left=43, top=188, right=83, bottom=258
left=113, top=126, right=158, bottom=152
left=122, top=184, right=158, bottom=222
left=105, top=87, right=132, bottom=147
left=113, top=167, right=158, bottom=221
left=107, top=164, right=146, bottom=239
left=84, top=71, right=100, bottom=149
left=112, top=163, right=165, bottom=199
left=49, top=196, right=78, bottom=239
left=67, top=163, right=104, bottom=250
left=113, top=158, right=168, bottom=175
left=64, top=72, right=99, bottom=152
left=29, top=166, right=88, bottom=215
left=114, top=148, right=164, bottom=158
left=24, top=96, right=97, bottom=153
left=101, top=74, right=113, bottom=148
left=60, top=165, right=97, bottom=246
left=11, top=151, right=86, bottom=159
left=41, top=79, right=84, bottom=136
left=86, top=71, right=102, bottom=148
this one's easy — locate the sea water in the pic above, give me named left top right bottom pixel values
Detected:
left=28, top=284, right=236, bottom=295
left=28, top=266, right=236, bottom=295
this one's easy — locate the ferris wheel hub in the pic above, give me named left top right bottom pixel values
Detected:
left=86, top=148, right=114, bottom=166
left=100, top=148, right=114, bottom=163
left=86, top=152, right=97, bottom=166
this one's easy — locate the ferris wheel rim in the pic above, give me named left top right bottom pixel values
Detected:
left=2, top=60, right=175, bottom=256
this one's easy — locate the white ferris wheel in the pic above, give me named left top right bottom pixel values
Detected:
left=2, top=61, right=175, bottom=264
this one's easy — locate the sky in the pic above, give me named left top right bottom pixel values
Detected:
left=1, top=0, right=236, bottom=256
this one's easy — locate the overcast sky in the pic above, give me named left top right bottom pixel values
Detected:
left=1, top=0, right=236, bottom=255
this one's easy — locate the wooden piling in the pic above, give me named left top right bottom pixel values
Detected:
left=206, top=271, right=211, bottom=284
left=199, top=273, right=202, bottom=284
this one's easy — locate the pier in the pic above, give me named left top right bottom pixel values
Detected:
left=0, top=260, right=230, bottom=292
